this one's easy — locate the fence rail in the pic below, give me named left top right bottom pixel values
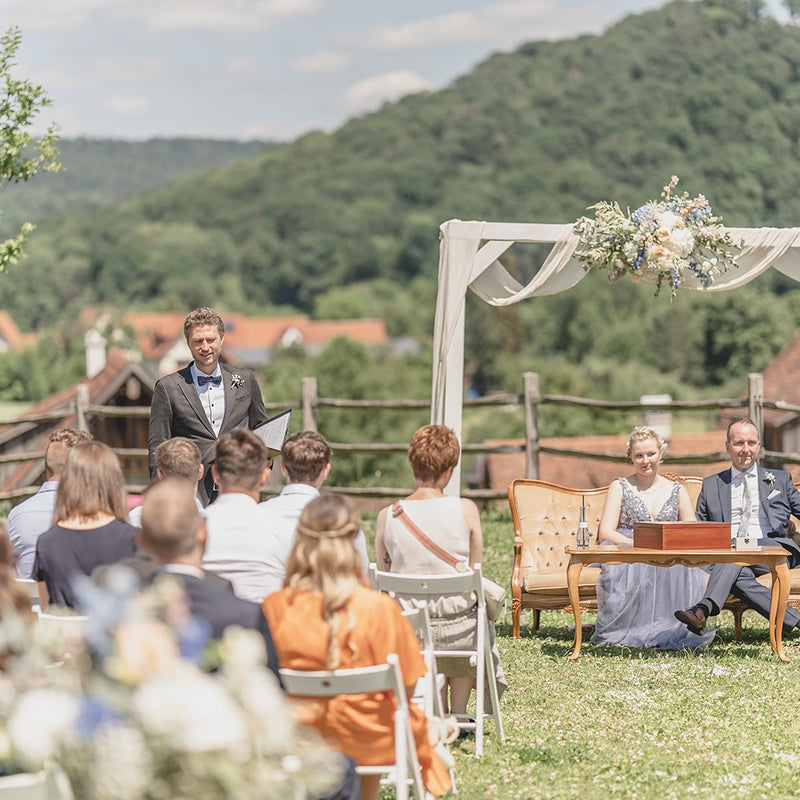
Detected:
left=0, top=370, right=794, bottom=504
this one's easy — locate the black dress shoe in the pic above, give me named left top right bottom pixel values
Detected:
left=674, top=604, right=708, bottom=636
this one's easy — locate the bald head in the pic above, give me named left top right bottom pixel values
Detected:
left=140, top=478, right=204, bottom=563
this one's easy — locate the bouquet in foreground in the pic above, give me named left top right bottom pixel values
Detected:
left=0, top=571, right=343, bottom=800
left=573, top=175, right=740, bottom=296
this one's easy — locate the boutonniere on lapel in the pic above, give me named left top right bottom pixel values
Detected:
left=764, top=472, right=781, bottom=500
left=230, top=373, right=244, bottom=389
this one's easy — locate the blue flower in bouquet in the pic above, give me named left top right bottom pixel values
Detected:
left=573, top=176, right=740, bottom=297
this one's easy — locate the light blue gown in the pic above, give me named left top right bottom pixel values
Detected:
left=591, top=478, right=714, bottom=650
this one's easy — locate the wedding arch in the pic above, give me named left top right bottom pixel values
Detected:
left=430, top=219, right=800, bottom=489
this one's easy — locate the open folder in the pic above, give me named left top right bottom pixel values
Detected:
left=252, top=409, right=292, bottom=457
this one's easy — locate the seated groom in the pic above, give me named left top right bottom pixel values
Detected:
left=675, top=417, right=800, bottom=636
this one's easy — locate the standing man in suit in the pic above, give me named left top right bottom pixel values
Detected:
left=147, top=307, right=268, bottom=505
left=675, top=417, right=800, bottom=636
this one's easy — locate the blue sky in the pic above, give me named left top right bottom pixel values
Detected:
left=0, top=0, right=789, bottom=142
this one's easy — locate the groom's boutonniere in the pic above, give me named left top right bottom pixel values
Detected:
left=230, top=373, right=244, bottom=389
left=764, top=472, right=776, bottom=487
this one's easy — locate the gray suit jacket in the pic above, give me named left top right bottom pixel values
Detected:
left=696, top=465, right=800, bottom=567
left=147, top=362, right=268, bottom=504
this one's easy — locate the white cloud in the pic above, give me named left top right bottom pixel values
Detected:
left=148, top=0, right=324, bottom=33
left=343, top=70, right=432, bottom=114
left=103, top=94, right=153, bottom=119
left=291, top=50, right=349, bottom=74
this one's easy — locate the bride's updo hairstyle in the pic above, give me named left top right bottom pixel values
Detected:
left=285, top=494, right=363, bottom=668
left=408, top=424, right=461, bottom=483
left=625, top=426, right=667, bottom=459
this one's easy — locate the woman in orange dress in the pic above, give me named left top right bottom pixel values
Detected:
left=263, top=495, right=452, bottom=800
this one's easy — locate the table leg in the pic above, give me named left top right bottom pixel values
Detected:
left=566, top=558, right=584, bottom=661
left=769, top=561, right=790, bottom=663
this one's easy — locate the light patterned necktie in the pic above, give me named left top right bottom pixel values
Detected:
left=738, top=473, right=752, bottom=537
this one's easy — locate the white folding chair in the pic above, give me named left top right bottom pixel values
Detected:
left=0, top=768, right=74, bottom=799
left=401, top=603, right=457, bottom=791
left=280, top=653, right=425, bottom=800
left=369, top=564, right=505, bottom=758
left=14, top=578, right=40, bottom=608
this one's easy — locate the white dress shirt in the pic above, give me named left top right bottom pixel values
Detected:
left=191, top=363, right=225, bottom=435
left=731, top=466, right=766, bottom=538
left=202, top=492, right=287, bottom=602
left=258, top=483, right=370, bottom=584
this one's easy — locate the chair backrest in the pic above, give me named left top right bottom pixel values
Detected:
left=14, top=578, right=40, bottom=602
left=0, top=769, right=74, bottom=799
left=662, top=473, right=704, bottom=508
left=280, top=654, right=406, bottom=698
left=508, top=479, right=609, bottom=573
left=369, top=563, right=486, bottom=610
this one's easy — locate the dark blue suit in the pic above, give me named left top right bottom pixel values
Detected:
left=696, top=466, right=800, bottom=626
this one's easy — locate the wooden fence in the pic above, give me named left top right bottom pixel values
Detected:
left=2, top=372, right=799, bottom=504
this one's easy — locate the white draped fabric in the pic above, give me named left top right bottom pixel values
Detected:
left=431, top=219, right=800, bottom=491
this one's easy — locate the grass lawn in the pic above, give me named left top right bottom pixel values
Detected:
left=363, top=506, right=800, bottom=800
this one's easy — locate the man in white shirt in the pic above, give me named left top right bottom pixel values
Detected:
left=201, top=428, right=278, bottom=602
left=259, top=431, right=369, bottom=585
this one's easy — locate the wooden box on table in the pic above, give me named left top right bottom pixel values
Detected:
left=633, top=521, right=731, bottom=550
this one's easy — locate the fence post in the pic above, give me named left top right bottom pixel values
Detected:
left=523, top=372, right=540, bottom=479
left=75, top=383, right=90, bottom=433
left=748, top=372, right=764, bottom=437
left=302, top=377, right=318, bottom=432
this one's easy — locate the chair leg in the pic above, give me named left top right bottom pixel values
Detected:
left=474, top=609, right=486, bottom=757
left=484, top=621, right=505, bottom=746
left=532, top=609, right=540, bottom=631
left=512, top=600, right=521, bottom=639
left=733, top=607, right=744, bottom=643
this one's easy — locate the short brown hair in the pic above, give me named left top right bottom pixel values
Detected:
left=407, top=424, right=460, bottom=483
left=282, top=431, right=332, bottom=483
left=140, top=478, right=202, bottom=561
left=183, top=307, right=224, bottom=340
left=44, top=428, right=93, bottom=479
left=214, top=429, right=270, bottom=490
left=53, top=441, right=129, bottom=523
left=155, top=437, right=202, bottom=481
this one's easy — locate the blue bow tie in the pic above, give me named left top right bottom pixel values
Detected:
left=197, top=374, right=222, bottom=387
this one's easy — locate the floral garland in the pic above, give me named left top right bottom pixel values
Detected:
left=573, top=176, right=739, bottom=297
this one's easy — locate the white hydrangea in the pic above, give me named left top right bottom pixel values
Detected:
left=667, top=227, right=695, bottom=258
left=8, top=688, right=79, bottom=768
left=133, top=665, right=248, bottom=754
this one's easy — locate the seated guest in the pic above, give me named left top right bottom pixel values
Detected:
left=259, top=431, right=369, bottom=582
left=592, top=426, right=712, bottom=649
left=201, top=429, right=278, bottom=602
left=8, top=428, right=92, bottom=578
left=0, top=524, right=35, bottom=668
left=32, top=441, right=138, bottom=609
left=263, top=495, right=452, bottom=800
left=139, top=477, right=281, bottom=685
left=128, top=436, right=204, bottom=528
left=375, top=424, right=507, bottom=719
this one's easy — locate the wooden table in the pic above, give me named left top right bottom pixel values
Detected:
left=566, top=545, right=791, bottom=661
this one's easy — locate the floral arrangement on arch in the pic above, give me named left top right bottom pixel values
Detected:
left=0, top=571, right=342, bottom=800
left=573, top=176, right=740, bottom=296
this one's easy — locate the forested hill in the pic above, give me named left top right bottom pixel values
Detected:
left=2, top=0, right=800, bottom=396
left=0, top=138, right=269, bottom=230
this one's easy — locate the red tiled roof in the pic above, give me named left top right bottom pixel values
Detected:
left=123, top=311, right=388, bottom=358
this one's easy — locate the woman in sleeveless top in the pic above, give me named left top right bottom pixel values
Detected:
left=592, top=426, right=714, bottom=649
left=375, top=424, right=507, bottom=717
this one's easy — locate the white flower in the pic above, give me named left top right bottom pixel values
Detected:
left=764, top=472, right=776, bottom=486
left=8, top=688, right=79, bottom=768
left=133, top=666, right=248, bottom=754
left=88, top=724, right=154, bottom=800
left=667, top=227, right=695, bottom=258
left=230, top=373, right=244, bottom=389
left=656, top=210, right=680, bottom=231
